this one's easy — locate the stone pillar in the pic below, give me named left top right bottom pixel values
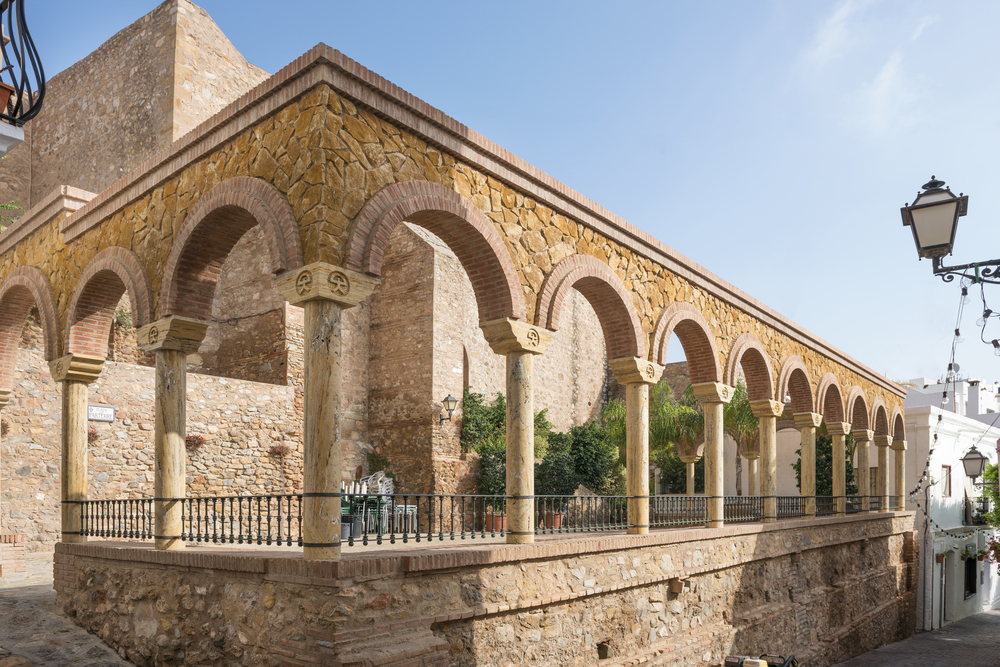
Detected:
left=746, top=456, right=759, bottom=497
left=853, top=429, right=874, bottom=512
left=828, top=422, right=850, bottom=516
left=137, top=317, right=208, bottom=551
left=793, top=412, right=822, bottom=518
left=610, top=357, right=664, bottom=535
left=678, top=454, right=700, bottom=496
left=874, top=435, right=891, bottom=512
left=750, top=399, right=783, bottom=523
left=275, top=264, right=378, bottom=559
left=49, top=354, right=105, bottom=544
left=692, top=383, right=733, bottom=528
left=481, top=318, right=552, bottom=544
left=891, top=439, right=907, bottom=510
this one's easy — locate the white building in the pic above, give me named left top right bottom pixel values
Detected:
left=904, top=402, right=1000, bottom=630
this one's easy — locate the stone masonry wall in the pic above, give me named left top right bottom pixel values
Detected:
left=1, top=348, right=303, bottom=551
left=0, top=0, right=266, bottom=210
left=53, top=512, right=918, bottom=667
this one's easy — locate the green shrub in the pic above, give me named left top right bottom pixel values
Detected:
left=366, top=451, right=395, bottom=479
left=475, top=431, right=507, bottom=502
left=535, top=450, right=579, bottom=497
left=460, top=388, right=505, bottom=453
left=568, top=422, right=622, bottom=496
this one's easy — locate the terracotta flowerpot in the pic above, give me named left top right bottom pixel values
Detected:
left=543, top=511, right=564, bottom=530
left=978, top=555, right=986, bottom=561
left=484, top=513, right=506, bottom=533
left=935, top=555, right=945, bottom=563
left=0, top=82, right=14, bottom=114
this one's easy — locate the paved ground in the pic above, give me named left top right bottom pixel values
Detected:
left=0, top=553, right=134, bottom=666
left=833, top=609, right=1000, bottom=667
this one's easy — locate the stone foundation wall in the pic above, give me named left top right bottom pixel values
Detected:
left=53, top=513, right=917, bottom=667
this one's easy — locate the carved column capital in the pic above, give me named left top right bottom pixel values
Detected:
left=691, top=382, right=734, bottom=405
left=609, top=357, right=664, bottom=386
left=873, top=435, right=892, bottom=448
left=480, top=318, right=552, bottom=356
left=274, top=262, right=379, bottom=308
left=890, top=439, right=907, bottom=452
left=792, top=412, right=822, bottom=429
left=750, top=399, right=784, bottom=418
left=137, top=316, right=209, bottom=354
left=852, top=429, right=874, bottom=442
left=48, top=354, right=105, bottom=384
left=826, top=421, right=851, bottom=436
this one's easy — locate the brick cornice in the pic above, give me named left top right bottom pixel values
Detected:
left=0, top=186, right=95, bottom=256
left=46, top=43, right=903, bottom=398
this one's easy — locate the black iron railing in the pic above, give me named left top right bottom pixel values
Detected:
left=0, top=0, right=45, bottom=125
left=724, top=496, right=763, bottom=522
left=776, top=496, right=805, bottom=519
left=869, top=496, right=883, bottom=512
left=816, top=496, right=836, bottom=516
left=889, top=496, right=902, bottom=510
left=77, top=492, right=893, bottom=547
left=80, top=499, right=153, bottom=540
left=650, top=495, right=706, bottom=528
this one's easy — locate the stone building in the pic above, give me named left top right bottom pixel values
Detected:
left=0, top=2, right=920, bottom=665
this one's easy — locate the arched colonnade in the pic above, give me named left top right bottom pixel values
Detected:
left=0, top=177, right=907, bottom=560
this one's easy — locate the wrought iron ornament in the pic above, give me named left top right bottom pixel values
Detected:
left=0, top=0, right=45, bottom=126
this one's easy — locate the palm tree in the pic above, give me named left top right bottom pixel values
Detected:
left=723, top=379, right=759, bottom=496
left=651, top=384, right=704, bottom=495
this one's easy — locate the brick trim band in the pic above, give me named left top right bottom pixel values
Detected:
left=847, top=386, right=870, bottom=430
left=777, top=355, right=815, bottom=415
left=0, top=266, right=60, bottom=392
left=817, top=373, right=846, bottom=423
left=723, top=333, right=775, bottom=401
left=650, top=301, right=721, bottom=385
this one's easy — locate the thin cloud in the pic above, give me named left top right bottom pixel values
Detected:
left=854, top=51, right=921, bottom=136
left=911, top=15, right=938, bottom=41
left=805, top=0, right=865, bottom=66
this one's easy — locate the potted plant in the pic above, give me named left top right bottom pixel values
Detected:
left=935, top=551, right=948, bottom=564
left=978, top=549, right=989, bottom=562
left=476, top=433, right=506, bottom=532
left=535, top=449, right=578, bottom=530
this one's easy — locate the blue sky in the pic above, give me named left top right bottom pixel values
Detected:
left=30, top=0, right=1000, bottom=385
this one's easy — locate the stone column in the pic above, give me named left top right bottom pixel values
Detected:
left=751, top=399, right=783, bottom=523
left=678, top=453, right=701, bottom=496
left=692, top=383, right=733, bottom=528
left=853, top=429, right=874, bottom=512
left=891, top=439, right=907, bottom=510
left=745, top=454, right=760, bottom=497
left=610, top=357, right=664, bottom=535
left=49, top=354, right=105, bottom=544
left=793, top=412, right=822, bottom=518
left=827, top=422, right=850, bottom=516
left=481, top=318, right=553, bottom=544
left=137, top=317, right=208, bottom=551
left=275, top=264, right=378, bottom=559
left=874, top=435, right=891, bottom=512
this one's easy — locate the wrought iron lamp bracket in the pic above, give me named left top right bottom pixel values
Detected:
left=932, top=257, right=1000, bottom=285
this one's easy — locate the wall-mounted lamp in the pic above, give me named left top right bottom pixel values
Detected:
left=439, top=394, right=458, bottom=425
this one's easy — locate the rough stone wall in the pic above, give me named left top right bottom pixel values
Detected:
left=368, top=224, right=435, bottom=495
left=192, top=226, right=290, bottom=385
left=53, top=513, right=918, bottom=667
left=0, top=0, right=266, bottom=210
left=170, top=0, right=269, bottom=142
left=0, top=348, right=302, bottom=551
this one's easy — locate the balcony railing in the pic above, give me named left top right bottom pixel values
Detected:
left=0, top=0, right=45, bottom=125
left=76, top=491, right=895, bottom=548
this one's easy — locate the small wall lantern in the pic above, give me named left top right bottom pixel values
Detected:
left=439, top=394, right=458, bottom=425
left=900, top=176, right=968, bottom=260
left=961, top=444, right=987, bottom=480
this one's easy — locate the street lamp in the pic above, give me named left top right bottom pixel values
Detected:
left=897, top=177, right=1000, bottom=284
left=961, top=444, right=997, bottom=492
left=439, top=394, right=458, bottom=425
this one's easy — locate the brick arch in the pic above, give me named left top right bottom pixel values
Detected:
left=345, top=181, right=525, bottom=323
left=817, top=373, right=845, bottom=423
left=871, top=399, right=889, bottom=436
left=777, top=356, right=814, bottom=414
left=650, top=302, right=721, bottom=384
left=65, top=248, right=153, bottom=358
left=536, top=255, right=644, bottom=360
left=0, top=267, right=60, bottom=391
left=892, top=408, right=905, bottom=441
left=161, top=176, right=303, bottom=320
left=847, top=386, right=870, bottom=430
left=723, top=333, right=774, bottom=401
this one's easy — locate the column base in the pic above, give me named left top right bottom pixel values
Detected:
left=155, top=538, right=184, bottom=551
left=707, top=520, right=723, bottom=529
left=506, top=533, right=534, bottom=545
left=62, top=534, right=86, bottom=544
left=628, top=527, right=649, bottom=535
